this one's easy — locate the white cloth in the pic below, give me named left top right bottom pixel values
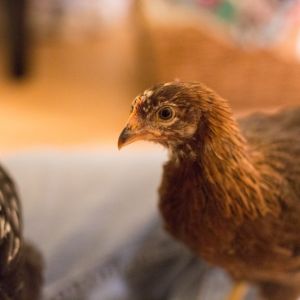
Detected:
left=2, top=148, right=166, bottom=298
left=2, top=148, right=256, bottom=300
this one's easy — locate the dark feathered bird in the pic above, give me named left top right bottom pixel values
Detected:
left=0, top=166, right=43, bottom=299
left=118, top=81, right=300, bottom=300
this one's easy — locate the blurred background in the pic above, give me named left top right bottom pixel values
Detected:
left=1, top=1, right=300, bottom=298
left=1, top=0, right=300, bottom=152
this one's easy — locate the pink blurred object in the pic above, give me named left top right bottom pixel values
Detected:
left=196, top=0, right=220, bottom=7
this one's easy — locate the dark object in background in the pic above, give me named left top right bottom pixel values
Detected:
left=3, top=0, right=28, bottom=79
left=0, top=165, right=43, bottom=299
left=119, top=81, right=300, bottom=300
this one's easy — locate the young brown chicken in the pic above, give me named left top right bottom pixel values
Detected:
left=118, top=82, right=300, bottom=300
left=0, top=166, right=43, bottom=299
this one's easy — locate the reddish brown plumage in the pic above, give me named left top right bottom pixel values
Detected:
left=119, top=81, right=300, bottom=300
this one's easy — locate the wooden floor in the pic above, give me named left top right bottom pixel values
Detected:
left=0, top=25, right=137, bottom=152
left=0, top=18, right=299, bottom=153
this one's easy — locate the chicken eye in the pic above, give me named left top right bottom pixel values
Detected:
left=158, top=107, right=174, bottom=121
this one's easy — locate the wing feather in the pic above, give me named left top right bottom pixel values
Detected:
left=0, top=167, right=22, bottom=274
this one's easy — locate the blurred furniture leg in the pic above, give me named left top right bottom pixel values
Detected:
left=132, top=0, right=157, bottom=92
left=227, top=281, right=249, bottom=300
left=4, top=0, right=28, bottom=79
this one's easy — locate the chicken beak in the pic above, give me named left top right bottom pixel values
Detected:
left=118, top=126, right=134, bottom=149
left=118, top=114, right=145, bottom=149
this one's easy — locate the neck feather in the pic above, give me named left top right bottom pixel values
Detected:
left=170, top=93, right=280, bottom=222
